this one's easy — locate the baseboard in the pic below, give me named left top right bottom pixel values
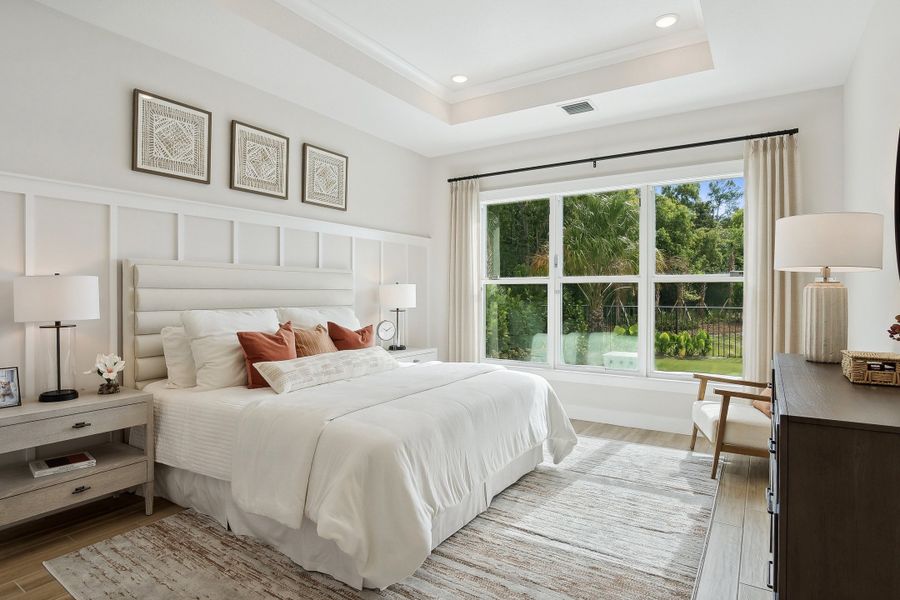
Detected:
left=564, top=404, right=692, bottom=435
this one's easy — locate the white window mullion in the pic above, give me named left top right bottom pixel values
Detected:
left=638, top=184, right=653, bottom=377
left=548, top=194, right=562, bottom=370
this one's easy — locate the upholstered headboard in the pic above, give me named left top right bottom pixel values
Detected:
left=122, top=259, right=354, bottom=389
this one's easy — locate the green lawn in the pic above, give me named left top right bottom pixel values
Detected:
left=654, top=356, right=743, bottom=376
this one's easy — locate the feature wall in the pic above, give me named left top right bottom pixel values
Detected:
left=0, top=1, right=433, bottom=402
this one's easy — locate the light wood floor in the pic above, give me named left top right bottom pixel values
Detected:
left=1, top=422, right=768, bottom=600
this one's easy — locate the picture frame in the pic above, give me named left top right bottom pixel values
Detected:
left=0, top=366, right=21, bottom=409
left=230, top=120, right=289, bottom=199
left=132, top=89, right=212, bottom=184
left=302, top=143, right=348, bottom=211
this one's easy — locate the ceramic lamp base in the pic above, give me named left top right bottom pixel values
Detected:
left=803, top=281, right=848, bottom=363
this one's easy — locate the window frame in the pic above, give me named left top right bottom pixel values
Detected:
left=478, top=160, right=745, bottom=381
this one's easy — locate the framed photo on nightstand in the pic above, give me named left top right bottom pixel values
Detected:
left=0, top=366, right=21, bottom=408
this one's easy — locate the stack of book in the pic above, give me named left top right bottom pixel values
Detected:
left=29, top=451, right=96, bottom=478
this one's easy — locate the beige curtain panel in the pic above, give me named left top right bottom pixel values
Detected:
left=743, top=134, right=804, bottom=382
left=448, top=179, right=480, bottom=362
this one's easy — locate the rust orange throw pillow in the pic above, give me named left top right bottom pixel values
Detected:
left=237, top=322, right=297, bottom=389
left=328, top=321, right=375, bottom=350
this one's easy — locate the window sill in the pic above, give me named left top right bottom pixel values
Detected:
left=487, top=360, right=745, bottom=395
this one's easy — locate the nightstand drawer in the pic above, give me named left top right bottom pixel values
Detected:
left=404, top=351, right=438, bottom=363
left=0, top=460, right=147, bottom=527
left=0, top=403, right=147, bottom=454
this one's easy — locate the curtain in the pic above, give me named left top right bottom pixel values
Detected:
left=743, top=135, right=804, bottom=382
left=448, top=179, right=480, bottom=362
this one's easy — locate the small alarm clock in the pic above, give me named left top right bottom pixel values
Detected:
left=376, top=320, right=397, bottom=343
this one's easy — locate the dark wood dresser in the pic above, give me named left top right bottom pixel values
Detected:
left=769, top=354, right=900, bottom=599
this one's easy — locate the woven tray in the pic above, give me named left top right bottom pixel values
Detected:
left=841, top=351, right=900, bottom=386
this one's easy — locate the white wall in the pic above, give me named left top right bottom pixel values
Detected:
left=0, top=0, right=434, bottom=402
left=0, top=0, right=431, bottom=238
left=429, top=87, right=845, bottom=432
left=843, top=0, right=900, bottom=351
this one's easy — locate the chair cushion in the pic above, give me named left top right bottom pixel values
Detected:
left=692, top=400, right=770, bottom=450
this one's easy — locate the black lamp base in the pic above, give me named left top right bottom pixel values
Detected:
left=39, top=389, right=79, bottom=403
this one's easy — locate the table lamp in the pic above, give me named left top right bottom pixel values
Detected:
left=774, top=212, right=883, bottom=362
left=380, top=283, right=416, bottom=350
left=14, top=274, right=100, bottom=402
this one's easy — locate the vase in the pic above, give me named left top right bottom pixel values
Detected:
left=98, top=381, right=120, bottom=395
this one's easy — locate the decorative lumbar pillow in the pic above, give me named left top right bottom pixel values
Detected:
left=160, top=326, right=197, bottom=388
left=293, top=324, right=339, bottom=357
left=277, top=307, right=361, bottom=330
left=181, top=309, right=279, bottom=340
left=190, top=334, right=249, bottom=388
left=328, top=321, right=374, bottom=351
left=237, top=322, right=297, bottom=389
left=255, top=346, right=399, bottom=394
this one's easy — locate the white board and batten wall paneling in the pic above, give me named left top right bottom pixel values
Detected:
left=0, top=172, right=431, bottom=402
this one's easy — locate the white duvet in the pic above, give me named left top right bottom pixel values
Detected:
left=229, top=361, right=577, bottom=588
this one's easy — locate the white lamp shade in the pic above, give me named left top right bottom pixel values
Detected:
left=774, top=212, right=883, bottom=272
left=380, top=283, right=416, bottom=309
left=14, top=275, right=100, bottom=323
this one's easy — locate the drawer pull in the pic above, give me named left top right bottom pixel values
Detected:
left=767, top=437, right=776, bottom=454
left=72, top=421, right=92, bottom=429
left=72, top=485, right=92, bottom=495
left=767, top=560, right=775, bottom=590
left=412, top=359, right=420, bottom=363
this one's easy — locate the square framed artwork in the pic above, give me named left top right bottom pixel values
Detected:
left=132, top=89, right=211, bottom=183
left=0, top=366, right=21, bottom=409
left=230, top=121, right=289, bottom=199
left=302, top=143, right=348, bottom=211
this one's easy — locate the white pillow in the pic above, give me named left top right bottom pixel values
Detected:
left=276, top=307, right=360, bottom=330
left=190, top=334, right=247, bottom=388
left=255, top=346, right=398, bottom=394
left=160, top=326, right=196, bottom=388
left=181, top=309, right=279, bottom=340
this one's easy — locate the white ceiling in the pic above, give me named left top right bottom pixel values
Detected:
left=291, top=0, right=707, bottom=102
left=36, top=0, right=875, bottom=157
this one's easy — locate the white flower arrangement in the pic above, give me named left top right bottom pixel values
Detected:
left=86, top=353, right=125, bottom=382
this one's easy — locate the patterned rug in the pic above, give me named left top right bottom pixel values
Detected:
left=45, top=437, right=719, bottom=600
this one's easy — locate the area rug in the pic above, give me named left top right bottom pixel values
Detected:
left=45, top=437, right=719, bottom=600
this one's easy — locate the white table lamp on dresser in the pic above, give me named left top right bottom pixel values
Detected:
left=14, top=274, right=100, bottom=401
left=774, top=212, right=883, bottom=362
left=380, top=283, right=416, bottom=351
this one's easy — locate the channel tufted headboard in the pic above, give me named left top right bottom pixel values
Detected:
left=122, top=259, right=355, bottom=389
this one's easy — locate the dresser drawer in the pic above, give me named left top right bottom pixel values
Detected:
left=0, top=403, right=147, bottom=454
left=0, top=460, right=147, bottom=527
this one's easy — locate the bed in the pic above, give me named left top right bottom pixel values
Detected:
left=122, top=259, right=577, bottom=590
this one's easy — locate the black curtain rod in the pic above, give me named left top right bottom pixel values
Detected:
left=447, top=128, right=799, bottom=183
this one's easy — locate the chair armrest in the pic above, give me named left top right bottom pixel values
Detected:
left=693, top=373, right=769, bottom=388
left=713, top=388, right=773, bottom=403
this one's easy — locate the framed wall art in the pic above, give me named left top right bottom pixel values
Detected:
left=132, top=89, right=211, bottom=183
left=0, top=366, right=21, bottom=409
left=230, top=120, right=289, bottom=199
left=302, top=143, right=348, bottom=211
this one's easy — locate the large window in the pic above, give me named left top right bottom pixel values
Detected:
left=480, top=169, right=745, bottom=378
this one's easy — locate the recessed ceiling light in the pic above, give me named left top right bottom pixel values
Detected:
left=451, top=74, right=468, bottom=84
left=655, top=13, right=679, bottom=28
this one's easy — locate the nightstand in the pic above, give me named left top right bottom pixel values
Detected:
left=0, top=388, right=154, bottom=528
left=387, top=347, right=439, bottom=363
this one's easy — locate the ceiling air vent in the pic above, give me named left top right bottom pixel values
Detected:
left=561, top=100, right=594, bottom=115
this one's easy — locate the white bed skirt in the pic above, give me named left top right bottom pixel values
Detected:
left=153, top=444, right=544, bottom=589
